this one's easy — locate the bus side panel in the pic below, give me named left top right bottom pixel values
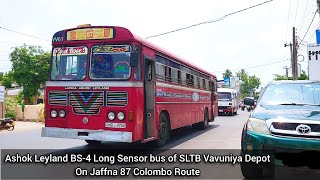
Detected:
left=155, top=82, right=182, bottom=130
left=132, top=87, right=144, bottom=142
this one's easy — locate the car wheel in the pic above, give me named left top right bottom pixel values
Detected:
left=240, top=150, right=263, bottom=179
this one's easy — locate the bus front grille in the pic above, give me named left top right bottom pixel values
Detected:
left=106, top=91, right=128, bottom=107
left=69, top=91, right=104, bottom=114
left=48, top=91, right=68, bottom=106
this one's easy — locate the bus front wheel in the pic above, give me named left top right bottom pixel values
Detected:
left=154, top=113, right=170, bottom=148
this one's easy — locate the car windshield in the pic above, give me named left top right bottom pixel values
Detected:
left=218, top=92, right=231, bottom=101
left=89, top=45, right=131, bottom=79
left=51, top=46, right=88, bottom=80
left=259, top=83, right=320, bottom=106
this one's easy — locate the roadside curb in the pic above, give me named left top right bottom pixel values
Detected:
left=16, top=118, right=45, bottom=123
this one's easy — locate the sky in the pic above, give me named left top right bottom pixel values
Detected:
left=0, top=0, right=319, bottom=88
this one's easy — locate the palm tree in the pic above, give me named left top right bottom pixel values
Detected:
left=223, top=69, right=232, bottom=78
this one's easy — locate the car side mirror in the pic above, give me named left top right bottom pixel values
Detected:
left=244, top=97, right=255, bottom=106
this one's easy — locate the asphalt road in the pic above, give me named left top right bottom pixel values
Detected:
left=1, top=110, right=320, bottom=179
left=0, top=110, right=249, bottom=149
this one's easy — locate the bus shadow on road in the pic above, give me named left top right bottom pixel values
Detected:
left=46, top=124, right=219, bottom=161
left=164, top=124, right=219, bottom=149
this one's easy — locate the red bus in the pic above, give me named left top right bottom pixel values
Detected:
left=41, top=24, right=218, bottom=147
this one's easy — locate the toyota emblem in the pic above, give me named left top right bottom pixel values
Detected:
left=83, top=117, right=89, bottom=124
left=296, top=124, right=311, bottom=134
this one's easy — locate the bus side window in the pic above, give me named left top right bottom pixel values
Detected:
left=194, top=76, right=198, bottom=88
left=181, top=71, right=187, bottom=86
left=167, top=67, right=172, bottom=82
left=147, top=63, right=152, bottom=81
left=134, top=57, right=141, bottom=80
left=171, top=68, right=178, bottom=84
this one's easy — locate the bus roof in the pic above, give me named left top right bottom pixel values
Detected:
left=52, top=25, right=216, bottom=78
left=217, top=88, right=237, bottom=93
left=133, top=34, right=216, bottom=78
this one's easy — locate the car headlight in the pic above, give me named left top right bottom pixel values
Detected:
left=59, top=110, right=66, bottom=118
left=108, top=112, right=115, bottom=120
left=51, top=110, right=57, bottom=118
left=247, top=118, right=270, bottom=134
left=117, top=112, right=125, bottom=120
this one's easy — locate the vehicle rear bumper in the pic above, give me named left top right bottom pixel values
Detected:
left=218, top=108, right=233, bottom=113
left=41, top=127, right=132, bottom=143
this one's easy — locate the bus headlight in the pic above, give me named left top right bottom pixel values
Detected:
left=108, top=112, right=115, bottom=120
left=247, top=118, right=270, bottom=135
left=117, top=112, right=125, bottom=120
left=51, top=110, right=57, bottom=118
left=59, top=110, right=66, bottom=118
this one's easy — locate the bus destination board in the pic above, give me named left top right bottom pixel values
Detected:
left=67, top=28, right=114, bottom=41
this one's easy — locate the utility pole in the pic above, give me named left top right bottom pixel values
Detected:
left=317, top=0, right=320, bottom=19
left=284, top=42, right=293, bottom=78
left=292, top=27, right=298, bottom=80
left=284, top=66, right=289, bottom=79
left=284, top=27, right=298, bottom=80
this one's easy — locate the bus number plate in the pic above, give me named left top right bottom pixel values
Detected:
left=219, top=110, right=223, bottom=112
left=105, top=123, right=126, bottom=128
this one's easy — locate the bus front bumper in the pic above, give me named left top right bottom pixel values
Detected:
left=41, top=127, right=132, bottom=143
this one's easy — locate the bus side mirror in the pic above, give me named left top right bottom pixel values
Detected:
left=130, top=46, right=140, bottom=67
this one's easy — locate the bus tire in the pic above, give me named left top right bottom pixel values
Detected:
left=193, top=108, right=209, bottom=130
left=85, top=140, right=102, bottom=145
left=154, top=113, right=170, bottom=148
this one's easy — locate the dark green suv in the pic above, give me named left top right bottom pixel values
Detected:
left=241, top=80, right=320, bottom=178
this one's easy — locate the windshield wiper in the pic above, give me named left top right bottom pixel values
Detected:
left=278, top=103, right=320, bottom=106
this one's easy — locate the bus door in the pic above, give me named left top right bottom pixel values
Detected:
left=210, top=80, right=217, bottom=121
left=143, top=57, right=155, bottom=139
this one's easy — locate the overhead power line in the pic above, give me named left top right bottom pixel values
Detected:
left=0, top=26, right=50, bottom=42
left=215, top=59, right=290, bottom=73
left=298, top=10, right=318, bottom=48
left=285, top=0, right=292, bottom=42
left=145, top=0, right=275, bottom=39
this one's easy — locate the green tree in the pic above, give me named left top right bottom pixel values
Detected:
left=1, top=71, right=15, bottom=88
left=4, top=97, right=19, bottom=119
left=247, top=75, right=261, bottom=95
left=0, top=72, right=4, bottom=81
left=222, top=69, right=232, bottom=79
left=274, top=70, right=308, bottom=80
left=9, top=44, right=50, bottom=105
left=236, top=69, right=261, bottom=98
left=236, top=69, right=248, bottom=82
left=298, top=70, right=308, bottom=80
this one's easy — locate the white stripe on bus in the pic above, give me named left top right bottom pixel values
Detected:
left=46, top=81, right=144, bottom=87
left=156, top=102, right=210, bottom=104
left=156, top=82, right=211, bottom=94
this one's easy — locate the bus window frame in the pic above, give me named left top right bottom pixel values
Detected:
left=89, top=44, right=132, bottom=81
left=49, top=45, right=89, bottom=81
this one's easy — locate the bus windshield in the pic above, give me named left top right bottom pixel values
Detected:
left=89, top=45, right=131, bottom=80
left=51, top=46, right=88, bottom=80
left=218, top=92, right=232, bottom=101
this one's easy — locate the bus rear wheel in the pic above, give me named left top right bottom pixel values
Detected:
left=85, top=140, right=102, bottom=145
left=193, top=108, right=209, bottom=130
left=154, top=113, right=170, bottom=148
